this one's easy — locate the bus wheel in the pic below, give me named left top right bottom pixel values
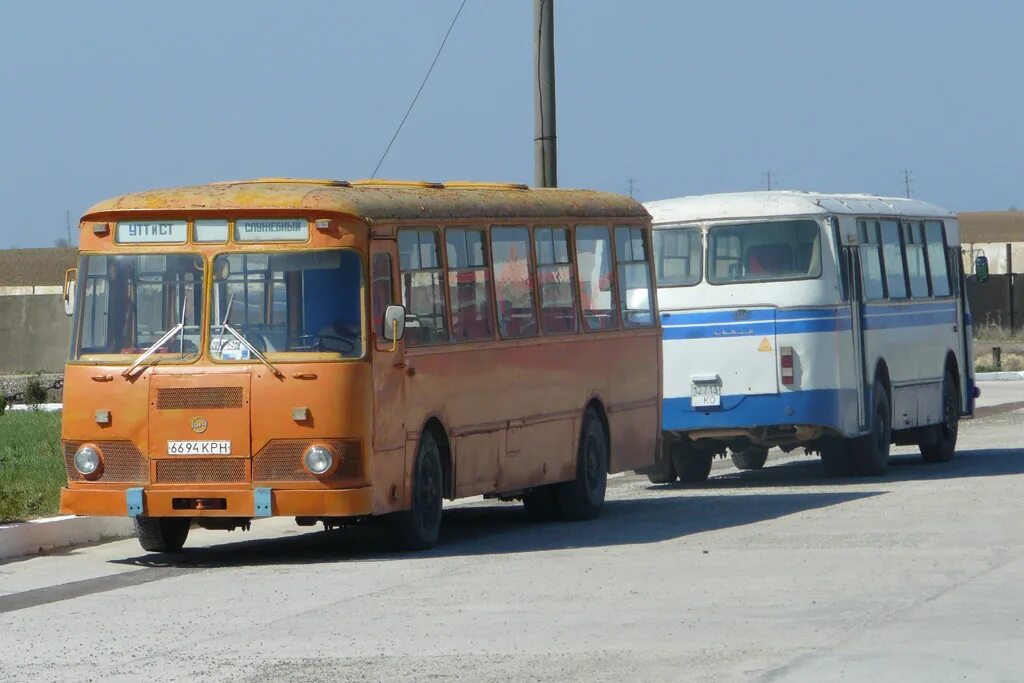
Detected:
left=646, top=439, right=678, bottom=484
left=523, top=486, right=560, bottom=521
left=672, top=444, right=713, bottom=483
left=920, top=369, right=959, bottom=463
left=134, top=517, right=190, bottom=552
left=555, top=409, right=608, bottom=520
left=854, top=379, right=892, bottom=476
left=731, top=446, right=768, bottom=470
left=820, top=439, right=855, bottom=477
left=390, top=430, right=444, bottom=550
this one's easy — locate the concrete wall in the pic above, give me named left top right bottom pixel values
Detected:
left=962, top=242, right=1024, bottom=276
left=0, top=287, right=70, bottom=373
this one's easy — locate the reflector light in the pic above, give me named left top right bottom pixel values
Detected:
left=315, top=219, right=331, bottom=231
left=780, top=346, right=795, bottom=385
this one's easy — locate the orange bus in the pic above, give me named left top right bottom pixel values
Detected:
left=59, top=178, right=661, bottom=551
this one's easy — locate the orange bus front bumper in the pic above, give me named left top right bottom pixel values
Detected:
left=60, top=485, right=374, bottom=518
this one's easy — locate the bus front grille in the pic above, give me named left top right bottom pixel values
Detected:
left=156, top=387, right=244, bottom=410
left=63, top=441, right=149, bottom=483
left=252, top=439, right=362, bottom=483
left=155, top=458, right=247, bottom=484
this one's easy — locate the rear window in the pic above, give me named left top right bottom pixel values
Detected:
left=707, top=220, right=822, bottom=284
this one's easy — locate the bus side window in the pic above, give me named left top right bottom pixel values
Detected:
left=491, top=226, right=538, bottom=339
left=614, top=226, right=654, bottom=328
left=924, top=221, right=951, bottom=297
left=879, top=219, right=907, bottom=299
left=575, top=225, right=619, bottom=331
left=534, top=227, right=579, bottom=334
left=398, top=228, right=450, bottom=346
left=446, top=228, right=495, bottom=342
left=371, top=252, right=393, bottom=340
left=903, top=221, right=930, bottom=298
left=858, top=220, right=886, bottom=300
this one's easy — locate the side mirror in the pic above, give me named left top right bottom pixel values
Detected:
left=63, top=268, right=77, bottom=316
left=382, top=304, right=406, bottom=341
left=975, top=255, right=990, bottom=283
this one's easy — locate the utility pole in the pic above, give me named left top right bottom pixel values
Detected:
left=533, top=0, right=557, bottom=187
left=764, top=171, right=774, bottom=191
left=65, top=210, right=71, bottom=245
left=903, top=169, right=912, bottom=198
left=627, top=177, right=638, bottom=199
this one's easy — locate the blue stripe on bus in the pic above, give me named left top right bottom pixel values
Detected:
left=663, top=317, right=850, bottom=340
left=663, top=389, right=847, bottom=433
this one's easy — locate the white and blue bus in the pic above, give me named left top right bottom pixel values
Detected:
left=644, top=191, right=978, bottom=481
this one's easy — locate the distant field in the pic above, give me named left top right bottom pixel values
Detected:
left=0, top=410, right=64, bottom=523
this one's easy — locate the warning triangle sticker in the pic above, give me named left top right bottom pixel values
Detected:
left=757, top=337, right=773, bottom=352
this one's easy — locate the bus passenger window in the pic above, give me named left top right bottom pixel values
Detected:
left=398, top=229, right=450, bottom=346
left=924, top=221, right=951, bottom=297
left=879, top=220, right=907, bottom=298
left=653, top=227, right=701, bottom=286
left=859, top=220, right=886, bottom=300
left=575, top=225, right=619, bottom=331
left=446, top=228, right=495, bottom=342
left=614, top=226, right=654, bottom=327
left=491, top=227, right=538, bottom=339
left=371, top=252, right=393, bottom=340
left=903, top=222, right=929, bottom=298
left=534, top=227, right=579, bottom=334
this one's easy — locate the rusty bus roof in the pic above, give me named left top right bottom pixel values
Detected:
left=82, top=178, right=650, bottom=222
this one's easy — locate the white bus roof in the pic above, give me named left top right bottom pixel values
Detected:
left=645, top=191, right=955, bottom=225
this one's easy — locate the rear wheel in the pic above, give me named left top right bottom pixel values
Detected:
left=731, top=446, right=768, bottom=471
left=389, top=429, right=444, bottom=550
left=920, top=369, right=959, bottom=463
left=671, top=443, right=713, bottom=483
left=646, top=438, right=678, bottom=484
left=555, top=409, right=608, bottom=520
left=820, top=439, right=855, bottom=477
left=134, top=517, right=191, bottom=552
left=853, top=378, right=892, bottom=476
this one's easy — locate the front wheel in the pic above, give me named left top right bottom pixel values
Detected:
left=646, top=438, right=678, bottom=484
left=389, top=429, right=444, bottom=550
left=920, top=369, right=959, bottom=463
left=555, top=409, right=608, bottom=520
left=671, top=443, right=713, bottom=483
left=731, top=446, right=768, bottom=471
left=135, top=516, right=191, bottom=552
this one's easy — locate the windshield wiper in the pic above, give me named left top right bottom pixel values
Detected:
left=221, top=322, right=283, bottom=379
left=122, top=296, right=189, bottom=377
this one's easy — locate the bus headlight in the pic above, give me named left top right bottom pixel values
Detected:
left=74, top=444, right=103, bottom=479
left=303, top=445, right=334, bottom=476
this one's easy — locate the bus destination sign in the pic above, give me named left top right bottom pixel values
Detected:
left=115, top=220, right=188, bottom=244
left=235, top=218, right=309, bottom=242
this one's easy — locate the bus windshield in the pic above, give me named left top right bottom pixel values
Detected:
left=210, top=249, right=363, bottom=360
left=652, top=226, right=702, bottom=287
left=706, top=219, right=822, bottom=284
left=71, top=253, right=204, bottom=363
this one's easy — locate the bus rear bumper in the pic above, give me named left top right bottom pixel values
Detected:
left=60, top=485, right=375, bottom=519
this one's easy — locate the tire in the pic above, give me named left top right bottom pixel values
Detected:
left=555, top=409, right=608, bottom=521
left=134, top=516, right=191, bottom=552
left=731, top=446, right=768, bottom=471
left=920, top=369, right=959, bottom=463
left=389, top=429, right=444, bottom=550
left=671, top=443, right=713, bottom=483
left=820, top=439, right=855, bottom=477
left=523, top=485, right=560, bottom=521
left=646, top=438, right=678, bottom=484
left=853, top=378, right=892, bottom=476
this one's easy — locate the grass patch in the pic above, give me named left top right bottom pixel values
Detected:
left=0, top=411, right=65, bottom=523
left=975, top=351, right=1024, bottom=373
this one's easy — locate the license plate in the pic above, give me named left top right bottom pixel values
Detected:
left=691, top=382, right=721, bottom=408
left=168, top=440, right=231, bottom=455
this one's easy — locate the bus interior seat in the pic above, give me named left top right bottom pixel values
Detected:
left=745, top=244, right=793, bottom=275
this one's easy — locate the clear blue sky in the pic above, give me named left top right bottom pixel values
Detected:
left=1, top=1, right=1021, bottom=248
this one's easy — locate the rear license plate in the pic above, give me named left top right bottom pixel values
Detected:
left=691, top=382, right=721, bottom=408
left=168, top=440, right=232, bottom=455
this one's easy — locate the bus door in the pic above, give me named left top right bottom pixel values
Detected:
left=844, top=246, right=869, bottom=432
left=951, top=248, right=974, bottom=416
left=369, top=240, right=406, bottom=454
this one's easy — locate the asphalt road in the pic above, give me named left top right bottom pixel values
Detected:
left=2, top=407, right=1024, bottom=682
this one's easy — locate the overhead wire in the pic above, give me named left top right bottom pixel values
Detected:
left=370, top=0, right=470, bottom=179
